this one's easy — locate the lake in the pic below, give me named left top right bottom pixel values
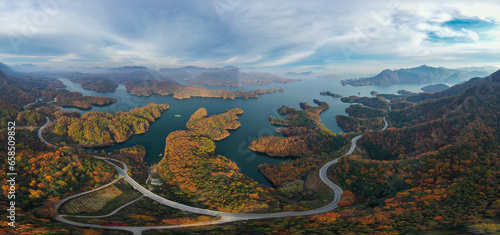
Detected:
left=60, top=77, right=427, bottom=186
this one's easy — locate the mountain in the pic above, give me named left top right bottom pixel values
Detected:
left=421, top=83, right=450, bottom=93
left=0, top=62, right=59, bottom=85
left=10, top=63, right=51, bottom=73
left=109, top=69, right=173, bottom=81
left=457, top=66, right=498, bottom=73
left=159, top=65, right=299, bottom=87
left=240, top=70, right=500, bottom=234
left=0, top=62, right=15, bottom=75
left=443, top=72, right=466, bottom=84
left=159, top=66, right=234, bottom=80
left=61, top=69, right=175, bottom=92
left=0, top=71, right=35, bottom=107
left=400, top=65, right=454, bottom=81
left=284, top=71, right=313, bottom=77
left=106, top=66, right=151, bottom=74
left=343, top=65, right=493, bottom=86
left=189, top=68, right=241, bottom=86
left=188, top=68, right=298, bottom=87
left=405, top=69, right=500, bottom=102
left=240, top=71, right=297, bottom=85
left=158, top=67, right=190, bottom=80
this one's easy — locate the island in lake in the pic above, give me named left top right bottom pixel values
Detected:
left=48, top=103, right=169, bottom=147
left=250, top=99, right=347, bottom=157
left=153, top=108, right=278, bottom=212
left=50, top=66, right=292, bottom=100
left=319, top=91, right=343, bottom=97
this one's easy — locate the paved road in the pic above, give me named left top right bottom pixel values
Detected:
left=48, top=110, right=391, bottom=234
left=23, top=98, right=38, bottom=110
left=67, top=195, right=145, bottom=219
left=382, top=116, right=388, bottom=130
left=38, top=117, right=58, bottom=147
left=52, top=145, right=355, bottom=234
left=346, top=135, right=363, bottom=155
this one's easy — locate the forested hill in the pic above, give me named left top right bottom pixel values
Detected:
left=188, top=68, right=299, bottom=87
left=325, top=70, right=500, bottom=233
left=228, top=70, right=500, bottom=234
left=0, top=70, right=119, bottom=128
left=342, top=65, right=495, bottom=86
left=49, top=103, right=169, bottom=147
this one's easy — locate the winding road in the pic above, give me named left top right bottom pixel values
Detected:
left=23, top=98, right=39, bottom=110
left=48, top=107, right=391, bottom=234
left=38, top=117, right=58, bottom=148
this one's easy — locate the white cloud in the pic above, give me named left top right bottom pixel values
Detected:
left=257, top=51, right=315, bottom=67
left=0, top=0, right=499, bottom=71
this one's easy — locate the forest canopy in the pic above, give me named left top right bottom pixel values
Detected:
left=155, top=108, right=276, bottom=212
left=50, top=103, right=169, bottom=147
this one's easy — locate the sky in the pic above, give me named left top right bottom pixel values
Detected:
left=0, top=0, right=499, bottom=76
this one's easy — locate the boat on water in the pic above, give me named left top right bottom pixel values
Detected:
left=159, top=153, right=163, bottom=156
left=174, top=114, right=181, bottom=117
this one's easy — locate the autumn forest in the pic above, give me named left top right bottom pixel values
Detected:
left=1, top=65, right=499, bottom=235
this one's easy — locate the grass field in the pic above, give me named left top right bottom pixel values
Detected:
left=62, top=184, right=123, bottom=214
left=61, top=178, right=142, bottom=216
left=68, top=197, right=218, bottom=227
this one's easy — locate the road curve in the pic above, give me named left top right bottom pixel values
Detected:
left=23, top=98, right=38, bottom=110
left=382, top=116, right=388, bottom=130
left=65, top=196, right=145, bottom=219
left=49, top=108, right=391, bottom=234
left=55, top=177, right=123, bottom=209
left=38, top=117, right=58, bottom=147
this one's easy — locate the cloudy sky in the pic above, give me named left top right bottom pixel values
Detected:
left=0, top=0, right=499, bottom=75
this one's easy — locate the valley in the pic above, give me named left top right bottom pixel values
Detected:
left=1, top=3, right=500, bottom=232
left=2, top=65, right=498, bottom=234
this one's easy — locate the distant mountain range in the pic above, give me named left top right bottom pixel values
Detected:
left=159, top=65, right=238, bottom=80
left=0, top=62, right=55, bottom=81
left=284, top=71, right=313, bottom=77
left=394, top=69, right=500, bottom=103
left=1, top=62, right=297, bottom=92
left=161, top=66, right=299, bottom=87
left=9, top=63, right=54, bottom=73
left=342, top=65, right=497, bottom=86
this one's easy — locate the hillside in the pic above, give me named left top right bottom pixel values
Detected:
left=65, top=73, right=118, bottom=92
left=228, top=70, right=500, bottom=234
left=421, top=83, right=450, bottom=93
left=154, top=108, right=276, bottom=212
left=343, top=65, right=494, bottom=86
left=0, top=70, right=113, bottom=127
left=40, top=67, right=286, bottom=100
left=284, top=71, right=313, bottom=77
left=188, top=67, right=298, bottom=87
left=249, top=99, right=347, bottom=158
left=48, top=103, right=169, bottom=147
left=159, top=65, right=235, bottom=80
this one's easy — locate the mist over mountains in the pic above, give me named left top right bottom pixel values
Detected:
left=1, top=63, right=297, bottom=88
left=343, top=65, right=497, bottom=86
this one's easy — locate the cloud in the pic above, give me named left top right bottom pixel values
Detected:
left=0, top=0, right=499, bottom=73
left=256, top=51, right=315, bottom=67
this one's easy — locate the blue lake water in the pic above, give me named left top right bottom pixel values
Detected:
left=60, top=77, right=426, bottom=186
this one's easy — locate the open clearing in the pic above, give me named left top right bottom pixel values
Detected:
left=62, top=184, right=123, bottom=214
